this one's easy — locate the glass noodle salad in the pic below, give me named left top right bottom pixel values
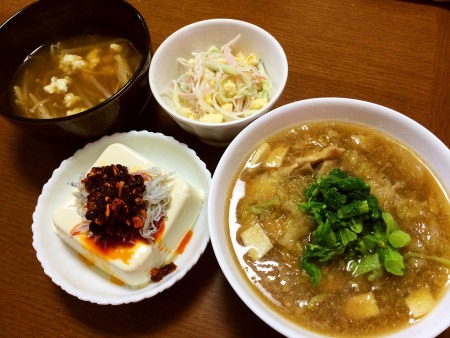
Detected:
left=164, top=34, right=272, bottom=123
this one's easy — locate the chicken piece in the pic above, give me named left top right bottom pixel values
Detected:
left=297, top=162, right=315, bottom=175
left=318, top=159, right=339, bottom=175
left=287, top=146, right=345, bottom=175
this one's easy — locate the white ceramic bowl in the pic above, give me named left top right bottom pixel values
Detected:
left=149, top=19, right=288, bottom=147
left=208, top=98, right=450, bottom=338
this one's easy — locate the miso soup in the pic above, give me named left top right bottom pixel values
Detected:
left=227, top=121, right=450, bottom=337
left=10, top=32, right=142, bottom=119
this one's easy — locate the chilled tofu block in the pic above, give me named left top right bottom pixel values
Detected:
left=53, top=143, right=203, bottom=287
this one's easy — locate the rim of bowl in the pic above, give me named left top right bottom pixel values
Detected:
left=0, top=0, right=150, bottom=123
left=209, top=97, right=450, bottom=338
left=149, top=18, right=288, bottom=127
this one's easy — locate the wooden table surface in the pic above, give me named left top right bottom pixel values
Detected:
left=1, top=0, right=449, bottom=337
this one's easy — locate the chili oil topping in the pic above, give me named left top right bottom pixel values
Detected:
left=72, top=164, right=171, bottom=244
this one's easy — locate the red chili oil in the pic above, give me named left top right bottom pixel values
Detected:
left=176, top=230, right=193, bottom=254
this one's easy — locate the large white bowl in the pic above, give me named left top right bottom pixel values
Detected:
left=208, top=98, right=450, bottom=338
left=149, top=19, right=288, bottom=147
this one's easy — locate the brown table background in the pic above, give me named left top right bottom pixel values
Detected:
left=1, top=0, right=449, bottom=337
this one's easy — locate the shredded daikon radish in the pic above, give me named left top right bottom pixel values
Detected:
left=49, top=42, right=61, bottom=61
left=13, top=86, right=27, bottom=109
left=114, top=54, right=132, bottom=87
left=28, top=93, right=52, bottom=118
left=86, top=74, right=112, bottom=98
left=164, top=34, right=272, bottom=123
left=59, top=39, right=129, bottom=56
left=71, top=82, right=95, bottom=107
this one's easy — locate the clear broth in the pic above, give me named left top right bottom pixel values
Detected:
left=10, top=32, right=142, bottom=119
